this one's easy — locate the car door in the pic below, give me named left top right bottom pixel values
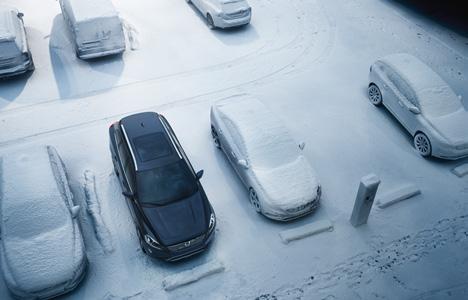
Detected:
left=392, top=74, right=420, bottom=134
left=222, top=119, right=250, bottom=186
left=191, top=0, right=205, bottom=14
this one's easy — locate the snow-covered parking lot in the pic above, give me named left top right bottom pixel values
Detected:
left=1, top=0, right=468, bottom=299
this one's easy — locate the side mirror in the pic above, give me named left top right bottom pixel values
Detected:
left=196, top=170, right=204, bottom=180
left=70, top=205, right=81, bottom=219
left=237, top=159, right=249, bottom=169
left=17, top=12, right=24, bottom=18
left=409, top=106, right=420, bottom=114
left=122, top=191, right=134, bottom=198
left=299, top=142, right=306, bottom=150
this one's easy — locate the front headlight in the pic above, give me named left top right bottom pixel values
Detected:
left=208, top=213, right=216, bottom=231
left=316, top=185, right=322, bottom=198
left=21, top=52, right=29, bottom=61
left=144, top=234, right=162, bottom=249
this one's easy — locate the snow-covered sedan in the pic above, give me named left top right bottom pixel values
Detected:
left=369, top=53, right=468, bottom=159
left=0, top=6, right=34, bottom=78
left=210, top=96, right=321, bottom=221
left=186, top=0, right=251, bottom=29
left=0, top=146, right=87, bottom=299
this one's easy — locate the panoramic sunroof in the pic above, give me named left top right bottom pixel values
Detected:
left=133, top=133, right=173, bottom=162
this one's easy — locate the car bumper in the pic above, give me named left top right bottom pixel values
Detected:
left=78, top=46, right=125, bottom=60
left=432, top=144, right=468, bottom=160
left=214, top=14, right=251, bottom=28
left=263, top=198, right=320, bottom=222
left=142, top=229, right=215, bottom=262
left=0, top=58, right=33, bottom=78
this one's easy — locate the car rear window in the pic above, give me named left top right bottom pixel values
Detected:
left=133, top=133, right=173, bottom=162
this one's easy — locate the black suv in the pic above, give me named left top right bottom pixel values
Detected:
left=109, top=112, right=216, bottom=261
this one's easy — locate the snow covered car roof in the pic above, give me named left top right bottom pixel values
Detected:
left=213, top=96, right=320, bottom=208
left=378, top=53, right=462, bottom=118
left=0, top=146, right=86, bottom=298
left=60, top=0, right=119, bottom=23
left=0, top=6, right=18, bottom=42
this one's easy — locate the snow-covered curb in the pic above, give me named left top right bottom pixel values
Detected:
left=376, top=184, right=421, bottom=209
left=279, top=220, right=334, bottom=244
left=452, top=163, right=468, bottom=178
left=162, top=260, right=225, bottom=291
left=83, top=170, right=114, bottom=254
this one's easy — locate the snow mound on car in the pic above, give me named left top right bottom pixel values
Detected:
left=215, top=95, right=320, bottom=206
left=0, top=146, right=86, bottom=297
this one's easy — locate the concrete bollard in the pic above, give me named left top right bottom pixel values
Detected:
left=350, top=174, right=380, bottom=227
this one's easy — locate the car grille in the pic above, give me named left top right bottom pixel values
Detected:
left=224, top=9, right=250, bottom=20
left=168, top=234, right=205, bottom=251
left=286, top=200, right=317, bottom=214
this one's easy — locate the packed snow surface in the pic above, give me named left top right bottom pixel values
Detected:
left=214, top=96, right=320, bottom=207
left=0, top=146, right=86, bottom=298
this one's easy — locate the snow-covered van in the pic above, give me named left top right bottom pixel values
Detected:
left=0, top=6, right=34, bottom=78
left=59, top=0, right=125, bottom=59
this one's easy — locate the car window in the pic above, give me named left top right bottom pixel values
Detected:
left=133, top=133, right=173, bottom=162
left=137, top=160, right=198, bottom=205
left=223, top=118, right=247, bottom=158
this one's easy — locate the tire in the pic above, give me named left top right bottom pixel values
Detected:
left=207, top=14, right=215, bottom=29
left=368, top=84, right=383, bottom=106
left=211, top=126, right=221, bottom=149
left=185, top=0, right=191, bottom=3
left=136, top=228, right=147, bottom=254
left=414, top=132, right=432, bottom=157
left=249, top=188, right=261, bottom=213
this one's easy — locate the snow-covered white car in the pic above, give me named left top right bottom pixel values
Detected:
left=0, top=146, right=87, bottom=299
left=210, top=96, right=321, bottom=221
left=368, top=53, right=468, bottom=159
left=59, top=0, right=126, bottom=59
left=0, top=6, right=34, bottom=78
left=187, top=0, right=251, bottom=29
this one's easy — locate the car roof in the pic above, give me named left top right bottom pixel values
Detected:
left=378, top=53, right=462, bottom=116
left=0, top=6, right=17, bottom=42
left=61, top=0, right=119, bottom=23
left=120, top=112, right=181, bottom=171
left=213, top=95, right=300, bottom=168
left=378, top=53, right=448, bottom=92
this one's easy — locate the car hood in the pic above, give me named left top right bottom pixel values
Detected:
left=0, top=221, right=84, bottom=294
left=428, top=109, right=468, bottom=146
left=252, top=156, right=320, bottom=210
left=142, top=192, right=208, bottom=246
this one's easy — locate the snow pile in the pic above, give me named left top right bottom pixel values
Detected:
left=376, top=184, right=421, bottom=209
left=121, top=18, right=140, bottom=51
left=0, top=146, right=87, bottom=299
left=279, top=219, right=333, bottom=244
left=162, top=260, right=225, bottom=291
left=452, top=164, right=468, bottom=177
left=83, top=170, right=114, bottom=254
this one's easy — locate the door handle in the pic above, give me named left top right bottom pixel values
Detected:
left=398, top=101, right=404, bottom=107
left=231, top=151, right=237, bottom=159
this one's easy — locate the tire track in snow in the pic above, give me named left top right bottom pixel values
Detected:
left=0, top=0, right=336, bottom=148
left=255, top=215, right=468, bottom=299
left=0, top=0, right=299, bottom=115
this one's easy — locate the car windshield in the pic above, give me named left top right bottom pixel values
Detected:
left=137, top=160, right=198, bottom=205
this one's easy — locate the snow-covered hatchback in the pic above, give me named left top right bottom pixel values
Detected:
left=0, top=146, right=87, bottom=299
left=369, top=53, right=468, bottom=159
left=210, top=95, right=321, bottom=221
left=0, top=6, right=34, bottom=78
